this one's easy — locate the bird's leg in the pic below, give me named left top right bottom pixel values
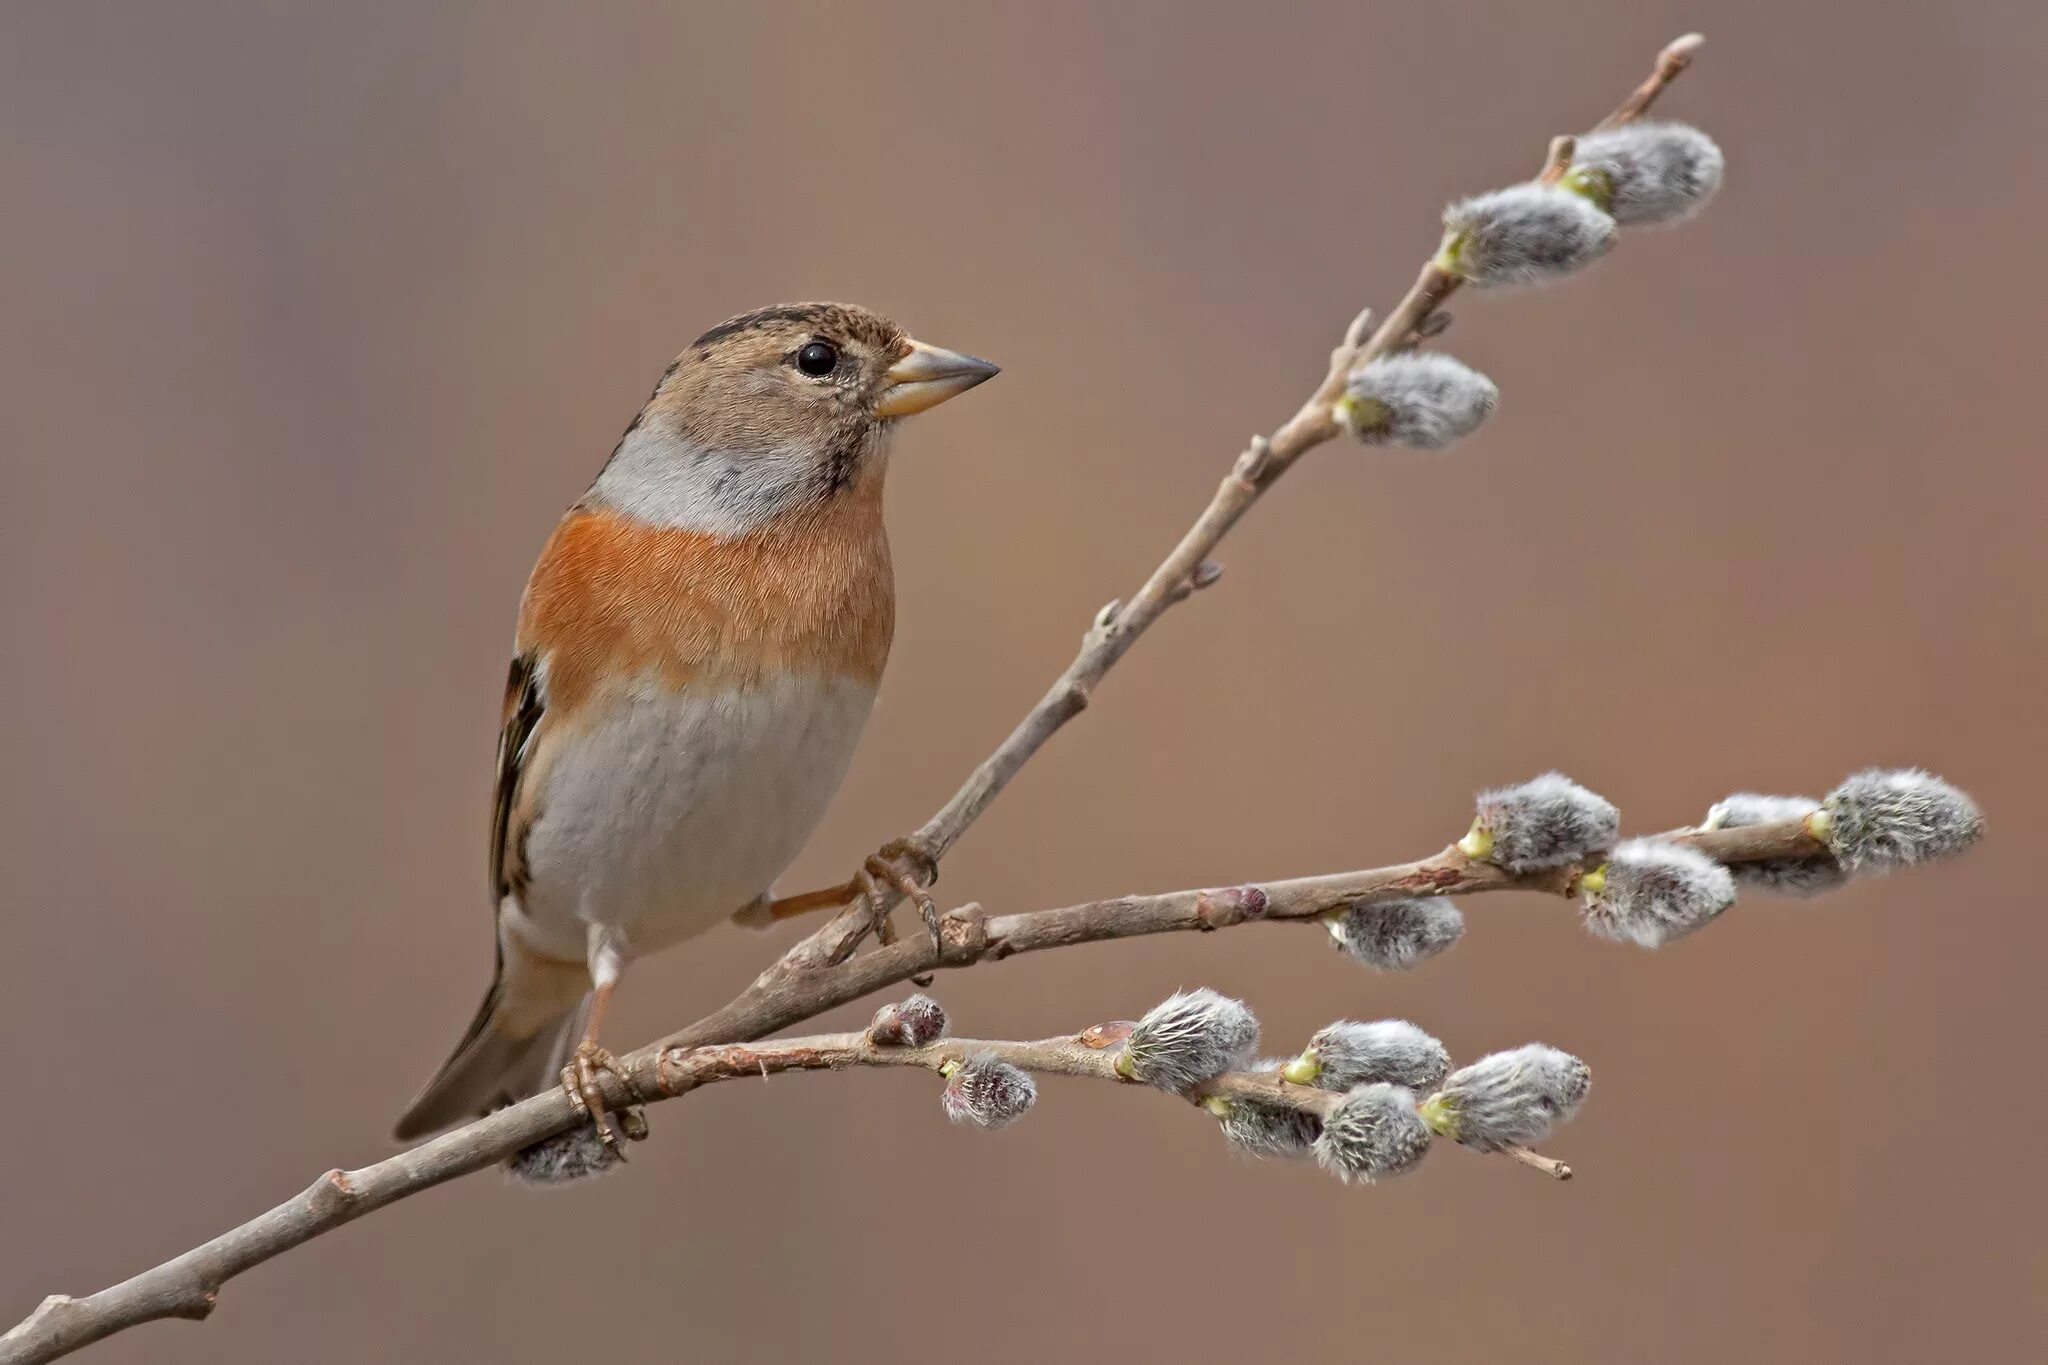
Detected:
left=561, top=937, right=632, bottom=1156
left=753, top=881, right=864, bottom=921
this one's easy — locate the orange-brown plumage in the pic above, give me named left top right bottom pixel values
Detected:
left=517, top=481, right=895, bottom=717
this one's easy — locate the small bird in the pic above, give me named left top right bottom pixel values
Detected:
left=394, top=303, right=997, bottom=1146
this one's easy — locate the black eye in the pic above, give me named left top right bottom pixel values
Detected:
left=795, top=341, right=839, bottom=377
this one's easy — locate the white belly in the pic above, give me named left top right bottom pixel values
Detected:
left=514, top=672, right=876, bottom=961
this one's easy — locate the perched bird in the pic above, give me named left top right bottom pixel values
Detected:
left=394, top=303, right=997, bottom=1147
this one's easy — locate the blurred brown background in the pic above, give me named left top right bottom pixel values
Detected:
left=4, top=2, right=2044, bottom=1361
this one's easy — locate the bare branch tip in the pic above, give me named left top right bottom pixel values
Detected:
left=1503, top=1144, right=1574, bottom=1180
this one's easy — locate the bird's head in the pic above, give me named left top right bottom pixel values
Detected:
left=590, top=302, right=998, bottom=534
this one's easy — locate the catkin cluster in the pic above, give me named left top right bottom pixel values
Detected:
left=1338, top=119, right=1723, bottom=457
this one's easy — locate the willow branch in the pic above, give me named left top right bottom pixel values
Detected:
left=648, top=1030, right=1564, bottom=1180
left=781, top=35, right=1705, bottom=970
left=0, top=809, right=1817, bottom=1361
left=644, top=816, right=1822, bottom=1060
left=0, top=35, right=1711, bottom=1365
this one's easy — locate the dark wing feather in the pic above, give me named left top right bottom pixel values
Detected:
left=491, top=653, right=546, bottom=906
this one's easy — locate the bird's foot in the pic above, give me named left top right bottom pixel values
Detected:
left=747, top=835, right=943, bottom=974
left=859, top=836, right=942, bottom=951
left=560, top=1042, right=632, bottom=1157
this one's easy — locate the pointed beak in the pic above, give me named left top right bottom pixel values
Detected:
left=875, top=338, right=1000, bottom=418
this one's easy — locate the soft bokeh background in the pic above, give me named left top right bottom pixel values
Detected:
left=5, top=2, right=2044, bottom=1361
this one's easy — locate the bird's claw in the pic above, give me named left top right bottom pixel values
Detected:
left=561, top=1042, right=631, bottom=1157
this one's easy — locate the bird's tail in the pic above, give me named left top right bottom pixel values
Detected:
left=393, top=943, right=590, bottom=1141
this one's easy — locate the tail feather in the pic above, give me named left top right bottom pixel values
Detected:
left=394, top=951, right=591, bottom=1141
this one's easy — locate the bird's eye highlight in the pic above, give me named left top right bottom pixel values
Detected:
left=794, top=341, right=839, bottom=377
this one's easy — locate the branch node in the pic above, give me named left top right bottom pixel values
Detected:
left=303, top=1169, right=359, bottom=1218
left=938, top=902, right=990, bottom=961
left=1233, top=434, right=1272, bottom=487
left=1411, top=309, right=1454, bottom=341
left=1195, top=884, right=1269, bottom=929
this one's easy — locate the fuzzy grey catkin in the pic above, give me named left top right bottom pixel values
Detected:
left=506, top=1112, right=646, bottom=1186
left=1425, top=1045, right=1590, bottom=1151
left=1569, top=121, right=1724, bottom=226
left=1324, top=897, right=1465, bottom=971
left=1117, top=988, right=1260, bottom=1092
left=1820, top=769, right=1984, bottom=873
left=1439, top=183, right=1617, bottom=287
left=1340, top=353, right=1499, bottom=451
left=1314, top=1084, right=1434, bottom=1183
left=1215, top=1099, right=1319, bottom=1158
left=941, top=1053, right=1037, bottom=1130
left=1212, top=1066, right=1321, bottom=1159
left=1581, top=838, right=1736, bottom=947
left=1304, top=1021, right=1451, bottom=1094
left=869, top=994, right=949, bottom=1047
left=1704, top=793, right=1846, bottom=896
left=1471, top=772, right=1620, bottom=873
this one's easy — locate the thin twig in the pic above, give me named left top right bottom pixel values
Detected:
left=1595, top=31, right=1704, bottom=131
left=649, top=1030, right=1558, bottom=1187
left=1500, top=1144, right=1573, bottom=1180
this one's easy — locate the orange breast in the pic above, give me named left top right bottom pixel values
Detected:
left=517, top=488, right=894, bottom=716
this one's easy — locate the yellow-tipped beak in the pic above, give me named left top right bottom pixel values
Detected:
left=875, top=338, right=999, bottom=418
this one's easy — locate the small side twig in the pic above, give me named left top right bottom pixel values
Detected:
left=1500, top=1144, right=1574, bottom=1181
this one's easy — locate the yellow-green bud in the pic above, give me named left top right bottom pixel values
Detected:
left=1559, top=164, right=1615, bottom=211
left=1432, top=228, right=1471, bottom=277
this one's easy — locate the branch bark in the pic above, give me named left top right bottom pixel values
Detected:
left=3, top=34, right=1718, bottom=1364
